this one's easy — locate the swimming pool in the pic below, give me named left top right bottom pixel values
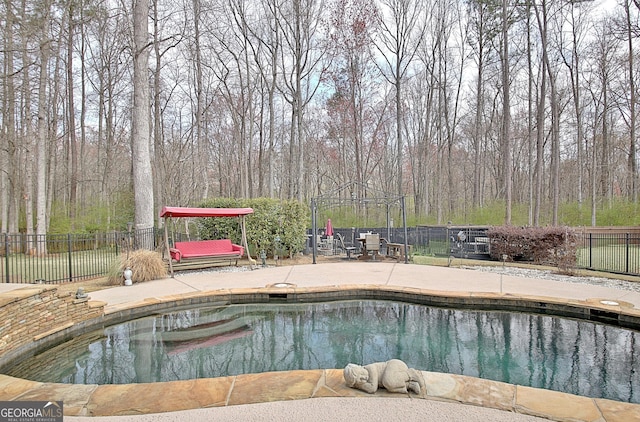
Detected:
left=7, top=299, right=639, bottom=404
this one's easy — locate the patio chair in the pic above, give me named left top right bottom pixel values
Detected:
left=365, top=233, right=380, bottom=260
left=335, top=233, right=357, bottom=260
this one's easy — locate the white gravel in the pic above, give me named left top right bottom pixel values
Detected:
left=189, top=262, right=640, bottom=293
left=466, top=265, right=640, bottom=293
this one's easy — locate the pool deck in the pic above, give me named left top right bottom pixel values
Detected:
left=2, top=261, right=640, bottom=421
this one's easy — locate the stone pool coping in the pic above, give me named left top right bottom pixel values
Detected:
left=2, top=367, right=639, bottom=421
left=2, top=263, right=640, bottom=420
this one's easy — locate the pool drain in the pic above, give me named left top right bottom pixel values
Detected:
left=265, top=282, right=296, bottom=299
left=266, top=282, right=296, bottom=288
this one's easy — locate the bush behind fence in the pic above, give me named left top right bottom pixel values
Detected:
left=1, top=227, right=638, bottom=284
left=416, top=226, right=640, bottom=276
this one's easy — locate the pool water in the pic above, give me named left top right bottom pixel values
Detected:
left=7, top=300, right=640, bottom=403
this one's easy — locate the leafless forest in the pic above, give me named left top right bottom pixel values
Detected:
left=1, top=0, right=639, bottom=236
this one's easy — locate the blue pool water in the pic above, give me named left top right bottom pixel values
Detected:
left=7, top=300, right=640, bottom=403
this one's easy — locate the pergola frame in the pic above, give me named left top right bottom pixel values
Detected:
left=311, top=182, right=409, bottom=264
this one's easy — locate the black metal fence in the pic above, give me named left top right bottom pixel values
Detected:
left=414, top=226, right=640, bottom=276
left=576, top=231, right=640, bottom=275
left=2, top=226, right=638, bottom=284
left=413, top=226, right=491, bottom=259
left=0, top=228, right=158, bottom=284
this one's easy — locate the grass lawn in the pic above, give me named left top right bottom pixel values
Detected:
left=577, top=244, right=640, bottom=274
left=413, top=251, right=640, bottom=282
left=0, top=249, right=120, bottom=284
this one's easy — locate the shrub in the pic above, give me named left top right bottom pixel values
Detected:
left=108, top=249, right=167, bottom=285
left=196, top=197, right=309, bottom=258
left=488, top=226, right=577, bottom=270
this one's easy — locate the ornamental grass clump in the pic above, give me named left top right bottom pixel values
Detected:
left=108, top=249, right=167, bottom=285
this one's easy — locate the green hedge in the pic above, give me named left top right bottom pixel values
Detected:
left=196, top=198, right=309, bottom=258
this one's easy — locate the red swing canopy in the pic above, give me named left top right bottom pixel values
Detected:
left=160, top=206, right=254, bottom=218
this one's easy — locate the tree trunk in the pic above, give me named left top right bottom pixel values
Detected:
left=152, top=0, right=163, bottom=227
left=36, top=28, right=50, bottom=254
left=23, top=29, right=34, bottom=251
left=625, top=0, right=637, bottom=201
left=534, top=0, right=559, bottom=226
left=396, top=61, right=403, bottom=196
left=68, top=5, right=78, bottom=223
left=473, top=31, right=484, bottom=208
left=132, top=0, right=155, bottom=238
left=2, top=0, right=16, bottom=234
left=501, top=0, right=512, bottom=225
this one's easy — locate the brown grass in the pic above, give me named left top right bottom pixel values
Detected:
left=107, top=249, right=167, bottom=285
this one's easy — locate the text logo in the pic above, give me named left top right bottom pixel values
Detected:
left=0, top=401, right=63, bottom=422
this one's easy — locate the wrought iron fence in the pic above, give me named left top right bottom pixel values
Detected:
left=1, top=226, right=638, bottom=284
left=0, top=228, right=158, bottom=284
left=576, top=232, right=640, bottom=275
left=411, top=226, right=491, bottom=258
left=414, top=225, right=640, bottom=276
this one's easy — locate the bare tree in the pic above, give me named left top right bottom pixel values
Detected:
left=533, top=0, right=561, bottom=225
left=374, top=0, right=425, bottom=197
left=559, top=0, right=591, bottom=210
left=251, top=0, right=281, bottom=198
left=585, top=18, right=619, bottom=224
left=152, top=0, right=166, bottom=223
left=276, top=0, right=326, bottom=201
left=325, top=0, right=380, bottom=193
left=623, top=0, right=638, bottom=201
left=85, top=4, right=131, bottom=221
left=21, top=4, right=35, bottom=249
left=2, top=0, right=640, bottom=235
left=67, top=1, right=78, bottom=223
left=2, top=0, right=18, bottom=234
left=36, top=0, right=53, bottom=253
left=405, top=72, right=435, bottom=218
left=501, top=0, right=513, bottom=225
left=132, top=0, right=155, bottom=235
left=204, top=0, right=255, bottom=199
left=467, top=0, right=499, bottom=209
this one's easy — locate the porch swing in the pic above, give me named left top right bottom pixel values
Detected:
left=159, top=206, right=256, bottom=276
